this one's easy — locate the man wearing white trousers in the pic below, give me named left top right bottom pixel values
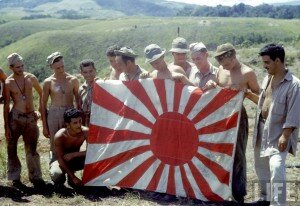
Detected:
left=253, top=43, right=300, bottom=205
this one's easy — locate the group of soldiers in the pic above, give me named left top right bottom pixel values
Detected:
left=1, top=37, right=299, bottom=205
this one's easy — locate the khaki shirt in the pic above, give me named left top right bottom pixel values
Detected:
left=253, top=70, right=300, bottom=156
left=189, top=63, right=218, bottom=89
left=78, top=79, right=98, bottom=114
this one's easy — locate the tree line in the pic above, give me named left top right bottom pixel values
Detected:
left=177, top=3, right=300, bottom=19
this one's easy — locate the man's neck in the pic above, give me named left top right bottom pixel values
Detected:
left=126, top=65, right=138, bottom=75
left=159, top=61, right=168, bottom=72
left=175, top=61, right=187, bottom=71
left=199, top=62, right=210, bottom=74
left=67, top=128, right=82, bottom=137
left=13, top=73, right=24, bottom=79
left=274, top=66, right=286, bottom=81
left=86, top=78, right=95, bottom=86
left=231, top=60, right=241, bottom=72
left=54, top=72, right=66, bottom=80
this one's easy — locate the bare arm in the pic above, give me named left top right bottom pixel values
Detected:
left=41, top=80, right=50, bottom=138
left=245, top=71, right=260, bottom=104
left=63, top=151, right=86, bottom=162
left=0, top=68, right=7, bottom=83
left=171, top=66, right=194, bottom=86
left=73, top=78, right=81, bottom=110
left=32, top=75, right=43, bottom=114
left=3, top=80, right=11, bottom=139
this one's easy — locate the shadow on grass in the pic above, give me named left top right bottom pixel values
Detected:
left=79, top=186, right=127, bottom=201
left=0, top=184, right=263, bottom=205
left=0, top=182, right=128, bottom=203
left=0, top=182, right=79, bottom=203
left=125, top=189, right=263, bottom=206
left=0, top=185, right=30, bottom=203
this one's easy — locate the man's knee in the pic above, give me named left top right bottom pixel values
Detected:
left=50, top=161, right=65, bottom=184
left=270, top=154, right=286, bottom=179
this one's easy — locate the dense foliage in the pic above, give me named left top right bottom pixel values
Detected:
left=177, top=3, right=300, bottom=19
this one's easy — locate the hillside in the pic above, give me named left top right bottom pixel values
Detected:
left=0, top=17, right=299, bottom=82
left=0, top=0, right=187, bottom=19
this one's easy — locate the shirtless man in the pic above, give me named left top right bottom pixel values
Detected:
left=169, top=37, right=195, bottom=78
left=3, top=53, right=45, bottom=187
left=189, top=42, right=218, bottom=89
left=78, top=59, right=98, bottom=126
left=41, top=52, right=80, bottom=181
left=51, top=108, right=88, bottom=188
left=106, top=45, right=122, bottom=80
left=143, top=44, right=193, bottom=86
left=115, top=47, right=146, bottom=81
left=205, top=43, right=260, bottom=203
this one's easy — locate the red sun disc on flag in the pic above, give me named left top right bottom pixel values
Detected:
left=150, top=112, right=198, bottom=166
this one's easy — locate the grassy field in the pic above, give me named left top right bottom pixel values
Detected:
left=0, top=17, right=299, bottom=81
left=0, top=16, right=299, bottom=205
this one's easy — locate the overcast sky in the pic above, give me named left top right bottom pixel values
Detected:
left=167, top=0, right=294, bottom=6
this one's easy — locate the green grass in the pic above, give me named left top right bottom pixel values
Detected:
left=0, top=17, right=299, bottom=82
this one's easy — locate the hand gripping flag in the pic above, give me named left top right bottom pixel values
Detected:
left=82, top=79, right=244, bottom=201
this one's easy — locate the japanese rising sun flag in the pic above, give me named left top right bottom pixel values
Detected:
left=82, top=79, right=244, bottom=201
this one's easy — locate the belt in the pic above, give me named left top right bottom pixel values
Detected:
left=49, top=105, right=73, bottom=110
left=11, top=109, right=35, bottom=118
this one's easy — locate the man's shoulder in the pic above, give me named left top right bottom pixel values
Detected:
left=64, top=73, right=76, bottom=81
left=168, top=64, right=183, bottom=72
left=241, top=64, right=254, bottom=74
left=43, top=75, right=54, bottom=83
left=187, top=61, right=195, bottom=68
left=54, top=128, right=67, bottom=140
left=290, top=73, right=300, bottom=87
left=5, top=74, right=15, bottom=84
left=24, top=72, right=37, bottom=80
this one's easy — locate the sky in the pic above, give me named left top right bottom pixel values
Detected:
left=167, top=0, right=295, bottom=6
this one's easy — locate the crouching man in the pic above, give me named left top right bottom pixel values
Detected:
left=50, top=108, right=88, bottom=188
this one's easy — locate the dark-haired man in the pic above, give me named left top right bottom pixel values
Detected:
left=106, top=45, right=122, bottom=80
left=78, top=59, right=98, bottom=126
left=51, top=108, right=88, bottom=187
left=3, top=53, right=45, bottom=187
left=205, top=43, right=260, bottom=203
left=41, top=52, right=80, bottom=171
left=115, top=47, right=146, bottom=81
left=253, top=43, right=300, bottom=205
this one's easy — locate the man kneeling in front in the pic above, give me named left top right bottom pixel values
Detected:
left=50, top=108, right=88, bottom=188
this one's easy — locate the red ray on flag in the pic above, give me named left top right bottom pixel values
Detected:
left=82, top=79, right=243, bottom=201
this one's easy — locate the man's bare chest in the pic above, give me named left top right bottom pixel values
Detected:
left=50, top=81, right=73, bottom=95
